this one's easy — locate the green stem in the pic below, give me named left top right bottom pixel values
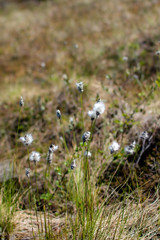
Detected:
left=13, top=107, right=22, bottom=177
left=83, top=118, right=97, bottom=216
left=80, top=93, right=84, bottom=130
left=60, top=119, right=69, bottom=154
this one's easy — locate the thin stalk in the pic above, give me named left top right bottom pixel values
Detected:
left=13, top=107, right=22, bottom=177
left=60, top=119, right=69, bottom=154
left=80, top=93, right=84, bottom=130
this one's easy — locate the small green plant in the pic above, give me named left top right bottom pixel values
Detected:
left=0, top=179, right=19, bottom=238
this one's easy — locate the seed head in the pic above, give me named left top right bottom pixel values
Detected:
left=20, top=134, right=33, bottom=146
left=29, top=151, right=41, bottom=165
left=41, top=62, right=46, bottom=68
left=88, top=110, right=96, bottom=121
left=82, top=131, right=91, bottom=143
left=47, top=151, right=53, bottom=165
left=84, top=151, right=92, bottom=158
left=47, top=144, right=58, bottom=164
left=62, top=74, right=68, bottom=81
left=19, top=96, right=24, bottom=107
left=74, top=43, right=79, bottom=49
left=71, top=159, right=76, bottom=170
left=125, top=141, right=136, bottom=155
left=155, top=50, right=160, bottom=56
left=25, top=168, right=30, bottom=177
left=122, top=56, right=128, bottom=61
left=93, top=100, right=105, bottom=116
left=56, top=109, right=61, bottom=119
left=60, top=136, right=64, bottom=142
left=139, top=131, right=149, bottom=140
left=76, top=82, right=83, bottom=93
left=109, top=141, right=120, bottom=154
left=49, top=144, right=58, bottom=153
left=69, top=117, right=75, bottom=129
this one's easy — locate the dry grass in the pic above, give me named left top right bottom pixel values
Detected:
left=11, top=198, right=160, bottom=240
left=14, top=210, right=65, bottom=239
left=99, top=198, right=160, bottom=240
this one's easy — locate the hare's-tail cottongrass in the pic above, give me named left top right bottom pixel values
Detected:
left=71, top=159, right=76, bottom=170
left=25, top=168, right=30, bottom=177
left=56, top=109, right=61, bottom=119
left=88, top=110, right=97, bottom=121
left=46, top=144, right=58, bottom=164
left=139, top=131, right=149, bottom=140
left=84, top=150, right=92, bottom=158
left=29, top=151, right=41, bottom=165
left=76, top=82, right=83, bottom=93
left=19, top=96, right=24, bottom=107
left=109, top=141, right=120, bottom=154
left=82, top=131, right=91, bottom=143
left=125, top=141, right=136, bottom=154
left=20, top=134, right=33, bottom=146
left=93, top=100, right=105, bottom=117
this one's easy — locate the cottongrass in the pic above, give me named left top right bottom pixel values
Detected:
left=125, top=141, right=136, bottom=154
left=19, top=134, right=33, bottom=146
left=70, top=159, right=76, bottom=170
left=155, top=50, right=160, bottom=55
left=109, top=141, right=120, bottom=154
left=139, top=131, right=149, bottom=140
left=48, top=144, right=58, bottom=153
left=88, top=110, right=97, bottom=121
left=25, top=168, right=30, bottom=177
left=69, top=117, right=75, bottom=129
left=56, top=109, right=61, bottom=119
left=76, top=82, right=83, bottom=93
left=19, top=96, right=24, bottom=107
left=82, top=131, right=91, bottom=143
left=46, top=144, right=58, bottom=164
left=122, top=56, right=128, bottom=61
left=93, top=100, right=105, bottom=117
left=29, top=151, right=41, bottom=165
left=84, top=150, right=92, bottom=158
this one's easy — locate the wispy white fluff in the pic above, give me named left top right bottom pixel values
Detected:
left=76, top=82, right=83, bottom=92
left=29, top=151, right=41, bottom=164
left=93, top=101, right=105, bottom=116
left=46, top=144, right=58, bottom=164
left=62, top=74, right=68, bottom=80
left=49, top=144, right=58, bottom=153
left=19, top=96, right=24, bottom=107
left=122, top=56, right=128, bottom=61
left=82, top=131, right=91, bottom=143
left=25, top=168, right=30, bottom=177
left=71, top=159, right=76, bottom=170
left=20, top=134, right=33, bottom=146
left=40, top=62, right=46, bottom=68
left=46, top=151, right=53, bottom=165
left=155, top=50, right=160, bottom=55
left=139, top=131, right=149, bottom=140
left=88, top=110, right=96, bottom=121
left=74, top=44, right=79, bottom=49
left=125, top=141, right=136, bottom=154
left=69, top=117, right=75, bottom=129
left=84, top=151, right=92, bottom=158
left=109, top=141, right=120, bottom=154
left=56, top=109, right=61, bottom=119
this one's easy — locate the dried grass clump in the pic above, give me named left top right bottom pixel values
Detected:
left=14, top=210, right=65, bottom=239
left=98, top=198, right=160, bottom=240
